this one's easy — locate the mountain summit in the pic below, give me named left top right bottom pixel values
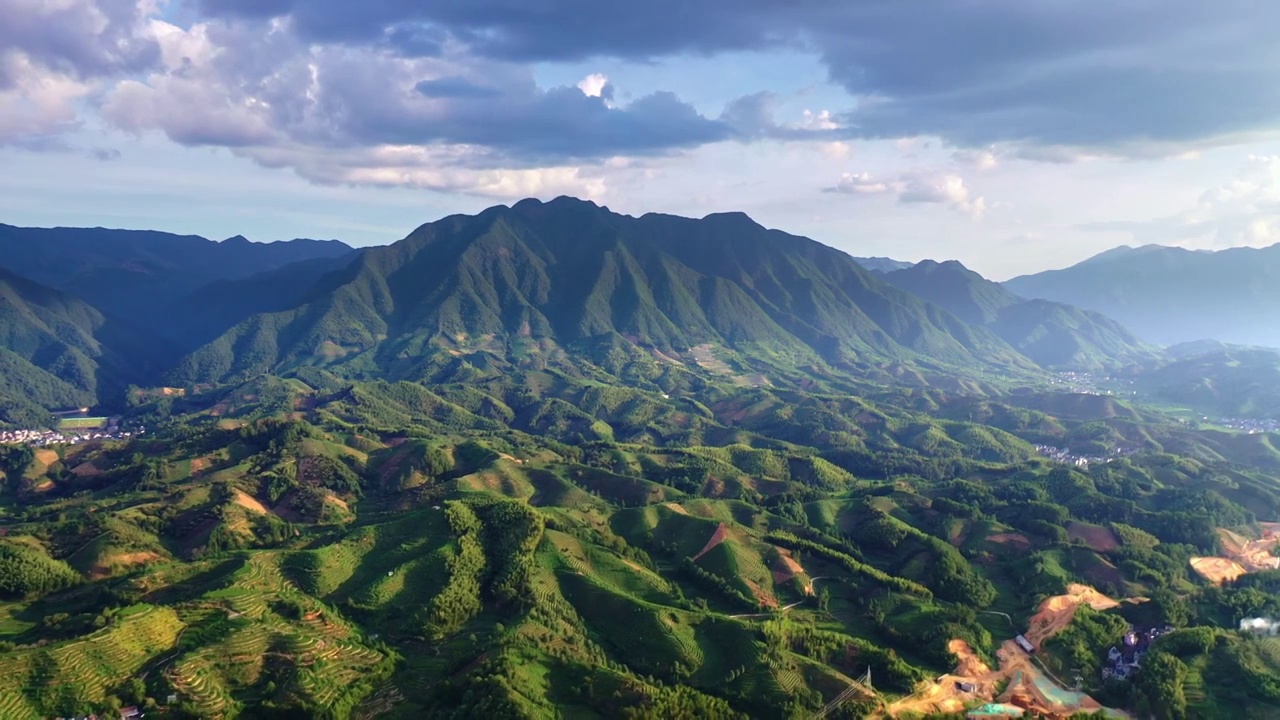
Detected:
left=882, top=260, right=1155, bottom=369
left=170, top=197, right=1036, bottom=386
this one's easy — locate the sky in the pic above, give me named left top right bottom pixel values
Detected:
left=3, top=1, right=1280, bottom=279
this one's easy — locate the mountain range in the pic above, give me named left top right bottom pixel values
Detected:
left=1006, top=242, right=1280, bottom=348
left=0, top=224, right=354, bottom=332
left=168, top=197, right=1036, bottom=387
left=0, top=199, right=1274, bottom=422
left=878, top=260, right=1156, bottom=370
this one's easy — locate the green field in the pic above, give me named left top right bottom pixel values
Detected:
left=57, top=416, right=108, bottom=430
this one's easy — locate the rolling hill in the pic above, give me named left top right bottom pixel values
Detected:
left=1005, top=243, right=1280, bottom=348
left=882, top=260, right=1156, bottom=370
left=168, top=197, right=1040, bottom=388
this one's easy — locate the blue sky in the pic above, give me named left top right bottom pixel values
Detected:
left=2, top=1, right=1280, bottom=279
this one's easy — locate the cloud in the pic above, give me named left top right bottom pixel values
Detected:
left=1081, top=154, right=1280, bottom=247
left=0, top=54, right=91, bottom=144
left=827, top=172, right=890, bottom=195
left=93, top=17, right=739, bottom=194
left=827, top=170, right=987, bottom=219
left=414, top=76, right=502, bottom=99
left=89, top=147, right=121, bottom=161
left=952, top=148, right=998, bottom=170
left=191, top=0, right=1280, bottom=154
left=576, top=73, right=610, bottom=99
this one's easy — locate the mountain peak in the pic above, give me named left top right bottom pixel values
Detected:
left=222, top=234, right=252, bottom=245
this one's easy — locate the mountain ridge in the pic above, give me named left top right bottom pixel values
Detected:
left=882, top=259, right=1156, bottom=370
left=1006, top=242, right=1280, bottom=348
left=169, top=197, right=1041, bottom=387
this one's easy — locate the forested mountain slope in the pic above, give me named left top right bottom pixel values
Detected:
left=883, top=260, right=1156, bottom=370
left=171, top=197, right=1039, bottom=387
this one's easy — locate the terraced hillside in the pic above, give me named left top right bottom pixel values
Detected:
left=1, top=365, right=1279, bottom=717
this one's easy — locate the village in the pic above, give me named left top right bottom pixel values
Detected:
left=1034, top=444, right=1139, bottom=468
left=1211, top=416, right=1280, bottom=434
left=0, top=420, right=143, bottom=447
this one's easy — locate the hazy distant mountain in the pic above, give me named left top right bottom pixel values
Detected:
left=170, top=197, right=1037, bottom=386
left=883, top=260, right=1156, bottom=370
left=0, top=267, right=159, bottom=425
left=1005, top=243, right=1280, bottom=348
left=1131, top=341, right=1280, bottom=417
left=0, top=224, right=354, bottom=330
left=852, top=256, right=915, bottom=273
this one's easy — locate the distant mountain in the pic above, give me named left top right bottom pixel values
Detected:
left=0, top=267, right=159, bottom=425
left=852, top=256, right=914, bottom=273
left=1129, top=342, right=1280, bottom=418
left=0, top=225, right=354, bottom=335
left=883, top=260, right=1156, bottom=370
left=1005, top=243, right=1280, bottom=348
left=170, top=197, right=1038, bottom=387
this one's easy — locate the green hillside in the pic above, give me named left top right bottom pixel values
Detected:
left=883, top=260, right=1157, bottom=370
left=0, top=267, right=158, bottom=425
left=170, top=198, right=1040, bottom=388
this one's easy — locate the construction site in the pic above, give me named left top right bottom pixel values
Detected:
left=1189, top=523, right=1280, bottom=584
left=886, top=584, right=1130, bottom=719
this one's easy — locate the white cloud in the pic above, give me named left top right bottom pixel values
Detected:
left=829, top=172, right=891, bottom=195
left=827, top=169, right=987, bottom=219
left=951, top=147, right=998, bottom=170
left=799, top=109, right=837, bottom=131
left=1082, top=154, right=1280, bottom=247
left=0, top=53, right=91, bottom=143
left=576, top=73, right=609, bottom=98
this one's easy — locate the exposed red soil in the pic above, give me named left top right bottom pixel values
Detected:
left=986, top=532, right=1033, bottom=551
left=691, top=522, right=729, bottom=562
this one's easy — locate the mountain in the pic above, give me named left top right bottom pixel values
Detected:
left=882, top=260, right=1156, bottom=370
left=0, top=267, right=158, bottom=425
left=0, top=224, right=355, bottom=334
left=170, top=197, right=1039, bottom=387
left=852, top=256, right=914, bottom=273
left=1130, top=342, right=1280, bottom=418
left=162, top=253, right=362, bottom=352
left=1005, top=243, right=1280, bottom=348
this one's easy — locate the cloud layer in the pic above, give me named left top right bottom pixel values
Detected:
left=6, top=0, right=1280, bottom=198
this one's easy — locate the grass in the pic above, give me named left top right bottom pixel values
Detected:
left=57, top=416, right=109, bottom=431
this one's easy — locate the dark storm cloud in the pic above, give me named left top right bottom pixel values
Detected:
left=196, top=0, right=1280, bottom=150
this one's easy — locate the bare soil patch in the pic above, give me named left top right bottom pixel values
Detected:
left=90, top=550, right=163, bottom=580
left=233, top=490, right=269, bottom=515
left=691, top=522, right=729, bottom=562
left=1067, top=521, right=1120, bottom=552
left=1190, top=556, right=1248, bottom=584
left=662, top=502, right=689, bottom=515
left=1024, top=583, right=1119, bottom=647
left=33, top=449, right=59, bottom=467
left=770, top=548, right=806, bottom=586
left=70, top=462, right=102, bottom=478
left=986, top=532, right=1033, bottom=551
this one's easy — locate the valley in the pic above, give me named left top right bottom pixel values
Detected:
left=0, top=204, right=1277, bottom=719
